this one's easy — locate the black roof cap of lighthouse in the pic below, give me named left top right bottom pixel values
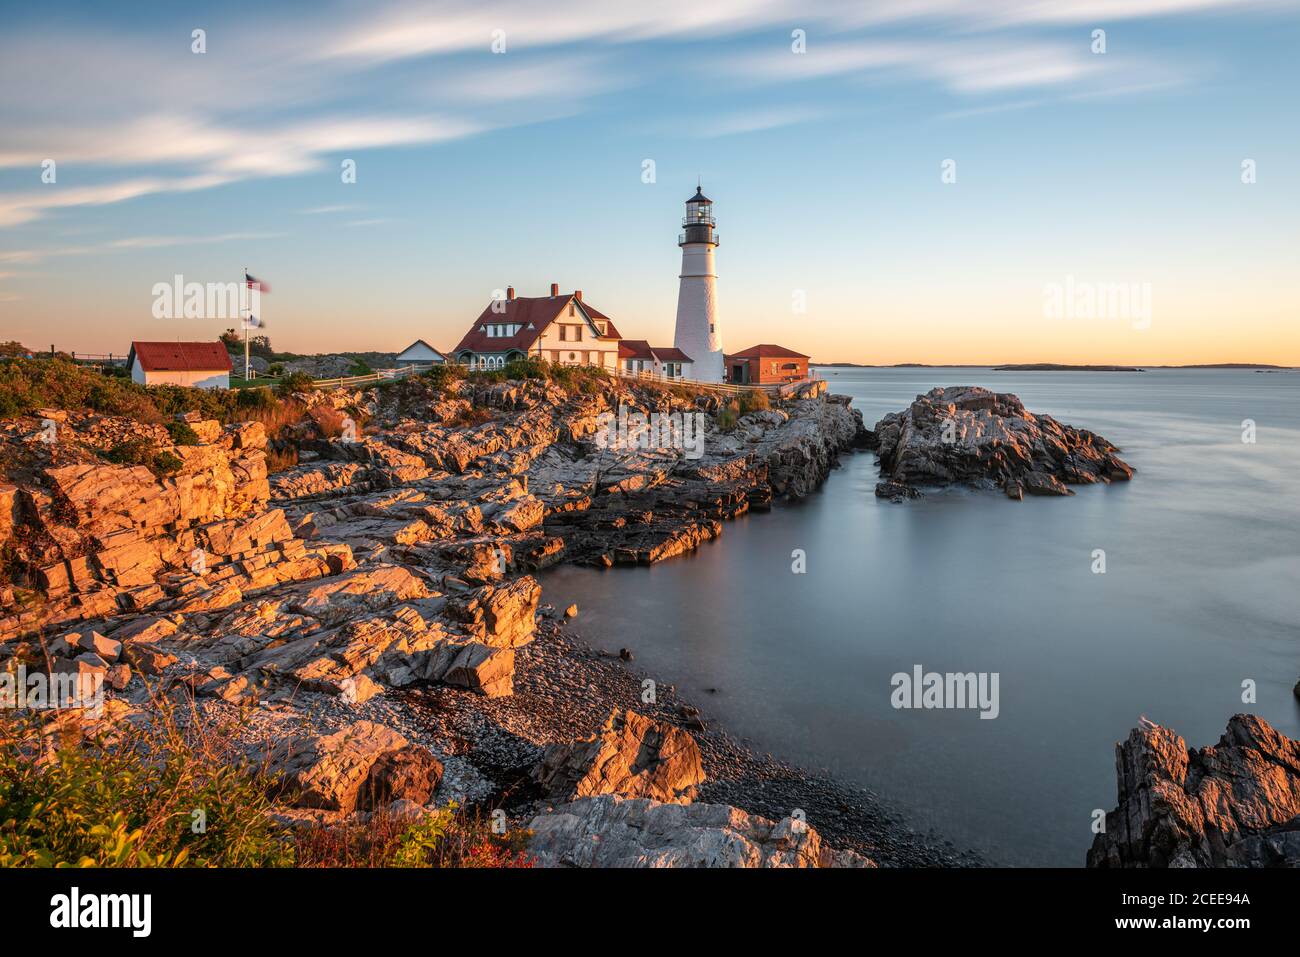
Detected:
left=686, top=185, right=712, bottom=205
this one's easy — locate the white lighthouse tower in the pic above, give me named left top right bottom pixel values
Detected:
left=673, top=185, right=723, bottom=382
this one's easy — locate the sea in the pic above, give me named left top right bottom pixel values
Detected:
left=542, top=367, right=1300, bottom=866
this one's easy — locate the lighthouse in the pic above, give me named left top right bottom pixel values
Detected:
left=673, top=185, right=723, bottom=382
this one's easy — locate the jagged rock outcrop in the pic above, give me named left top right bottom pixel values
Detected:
left=1087, top=714, right=1300, bottom=868
left=528, top=795, right=874, bottom=867
left=263, top=720, right=443, bottom=815
left=870, top=386, right=1133, bottom=500
left=1, top=374, right=871, bottom=864
left=534, top=709, right=705, bottom=804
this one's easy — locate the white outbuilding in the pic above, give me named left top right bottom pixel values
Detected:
left=394, top=339, right=446, bottom=366
left=127, top=341, right=231, bottom=390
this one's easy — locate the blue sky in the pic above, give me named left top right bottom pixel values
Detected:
left=1, top=0, right=1297, bottom=363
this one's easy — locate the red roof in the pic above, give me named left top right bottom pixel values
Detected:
left=650, top=346, right=692, bottom=363
left=619, top=340, right=692, bottom=363
left=129, top=341, right=232, bottom=373
left=726, top=343, right=809, bottom=360
left=451, top=292, right=621, bottom=356
left=619, top=339, right=654, bottom=360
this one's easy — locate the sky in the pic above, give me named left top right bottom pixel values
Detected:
left=1, top=0, right=1297, bottom=365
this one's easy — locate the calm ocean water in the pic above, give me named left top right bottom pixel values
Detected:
left=542, top=368, right=1300, bottom=866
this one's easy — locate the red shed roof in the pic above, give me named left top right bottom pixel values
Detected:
left=726, top=343, right=809, bottom=360
left=650, top=346, right=692, bottom=363
left=619, top=339, right=654, bottom=360
left=128, top=341, right=232, bottom=372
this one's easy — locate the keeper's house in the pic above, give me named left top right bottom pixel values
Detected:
left=451, top=284, right=622, bottom=371
left=618, top=340, right=693, bottom=380
left=725, top=344, right=810, bottom=385
left=127, top=340, right=231, bottom=389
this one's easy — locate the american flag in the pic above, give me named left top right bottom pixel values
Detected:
left=245, top=271, right=271, bottom=294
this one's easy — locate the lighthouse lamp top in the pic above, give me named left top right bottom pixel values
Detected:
left=685, top=185, right=714, bottom=226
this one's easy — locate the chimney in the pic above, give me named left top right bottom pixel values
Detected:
left=550, top=282, right=559, bottom=297
left=506, top=286, right=515, bottom=300
left=574, top=289, right=583, bottom=302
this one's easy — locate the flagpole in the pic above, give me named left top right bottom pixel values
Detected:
left=243, top=265, right=250, bottom=381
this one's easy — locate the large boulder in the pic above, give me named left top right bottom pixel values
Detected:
left=534, top=709, right=705, bottom=804
left=1087, top=714, right=1300, bottom=867
left=446, top=576, right=540, bottom=647
left=528, top=795, right=873, bottom=868
left=264, top=721, right=443, bottom=814
left=872, top=386, right=1133, bottom=500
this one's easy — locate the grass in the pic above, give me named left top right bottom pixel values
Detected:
left=0, top=693, right=535, bottom=868
left=295, top=804, right=534, bottom=868
left=0, top=698, right=290, bottom=867
left=99, top=438, right=184, bottom=478
left=0, top=356, right=300, bottom=426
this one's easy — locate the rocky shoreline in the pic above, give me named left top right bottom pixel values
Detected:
left=1, top=369, right=971, bottom=866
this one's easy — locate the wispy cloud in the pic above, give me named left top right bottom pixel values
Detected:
left=0, top=0, right=1280, bottom=229
left=297, top=205, right=362, bottom=215
left=0, top=232, right=282, bottom=265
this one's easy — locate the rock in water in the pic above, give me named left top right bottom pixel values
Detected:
left=1087, top=714, right=1300, bottom=868
left=528, top=795, right=874, bottom=868
left=871, top=386, right=1133, bottom=500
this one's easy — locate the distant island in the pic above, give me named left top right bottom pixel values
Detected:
left=993, top=363, right=1144, bottom=372
left=814, top=362, right=1292, bottom=371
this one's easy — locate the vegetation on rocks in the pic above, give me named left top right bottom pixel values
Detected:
left=0, top=703, right=290, bottom=867
left=0, top=702, right=534, bottom=868
left=0, top=356, right=293, bottom=426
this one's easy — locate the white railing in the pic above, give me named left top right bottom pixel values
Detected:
left=231, top=362, right=439, bottom=391
left=615, top=367, right=803, bottom=396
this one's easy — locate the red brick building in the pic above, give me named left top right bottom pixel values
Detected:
left=724, top=344, right=810, bottom=385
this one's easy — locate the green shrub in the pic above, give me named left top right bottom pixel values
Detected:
left=736, top=389, right=770, bottom=415
left=501, top=357, right=548, bottom=381
left=100, top=437, right=158, bottom=468
left=422, top=363, right=466, bottom=394
left=275, top=372, right=315, bottom=397
left=717, top=401, right=739, bottom=432
left=294, top=802, right=534, bottom=868
left=0, top=707, right=292, bottom=867
left=165, top=420, right=200, bottom=446
left=152, top=450, right=184, bottom=476
left=236, top=387, right=278, bottom=412
left=99, top=439, right=184, bottom=478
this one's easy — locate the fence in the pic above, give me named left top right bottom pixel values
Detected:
left=234, top=361, right=816, bottom=398
left=615, top=367, right=815, bottom=397
left=230, top=363, right=438, bottom=391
